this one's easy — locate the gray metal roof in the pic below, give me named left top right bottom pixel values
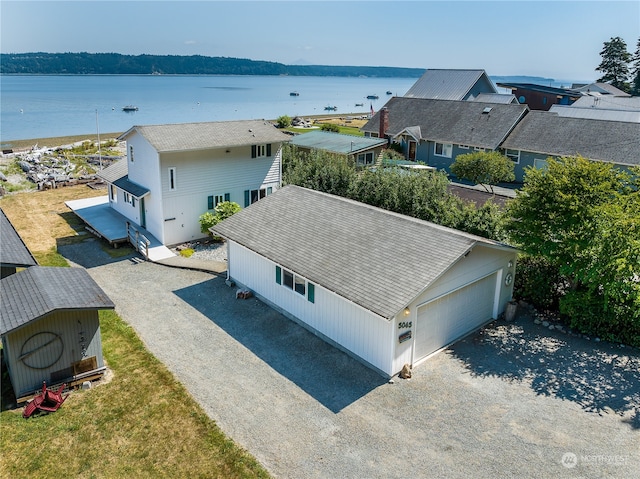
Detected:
left=0, top=208, right=38, bottom=269
left=472, top=93, right=518, bottom=104
left=570, top=96, right=640, bottom=111
left=572, top=82, right=631, bottom=97
left=289, top=130, right=387, bottom=154
left=404, top=69, right=496, bottom=100
left=549, top=105, right=640, bottom=123
left=1, top=266, right=115, bottom=335
left=211, top=185, right=513, bottom=320
left=97, top=159, right=150, bottom=197
left=501, top=111, right=640, bottom=166
left=119, top=119, right=291, bottom=153
left=362, top=97, right=528, bottom=150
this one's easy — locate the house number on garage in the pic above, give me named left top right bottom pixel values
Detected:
left=398, top=321, right=412, bottom=329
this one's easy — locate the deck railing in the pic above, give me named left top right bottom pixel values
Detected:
left=125, top=222, right=150, bottom=259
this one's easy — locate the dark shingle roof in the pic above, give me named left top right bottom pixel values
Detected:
left=501, top=111, right=640, bottom=166
left=362, top=97, right=528, bottom=150
left=0, top=208, right=38, bottom=269
left=0, top=266, right=115, bottom=334
left=119, top=119, right=291, bottom=153
left=212, top=186, right=513, bottom=319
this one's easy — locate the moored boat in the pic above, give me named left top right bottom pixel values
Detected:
left=290, top=91, right=300, bottom=96
left=122, top=105, right=138, bottom=112
left=324, top=105, right=337, bottom=111
left=366, top=94, right=379, bottom=100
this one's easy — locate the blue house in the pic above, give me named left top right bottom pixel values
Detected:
left=501, top=111, right=640, bottom=181
left=361, top=97, right=528, bottom=177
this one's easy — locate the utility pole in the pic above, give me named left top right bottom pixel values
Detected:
left=96, top=109, right=102, bottom=170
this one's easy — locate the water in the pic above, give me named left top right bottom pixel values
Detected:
left=0, top=75, right=417, bottom=142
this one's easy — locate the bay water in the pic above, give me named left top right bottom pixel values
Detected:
left=0, top=75, right=418, bottom=143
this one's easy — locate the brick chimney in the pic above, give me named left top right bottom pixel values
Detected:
left=379, top=107, right=389, bottom=141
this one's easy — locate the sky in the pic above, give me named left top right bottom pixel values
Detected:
left=1, top=0, right=639, bottom=82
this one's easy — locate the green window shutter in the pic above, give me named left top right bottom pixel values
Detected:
left=251, top=145, right=257, bottom=158
left=244, top=190, right=250, bottom=207
left=266, top=143, right=272, bottom=157
left=307, top=283, right=315, bottom=303
left=224, top=193, right=230, bottom=202
left=208, top=195, right=214, bottom=210
left=275, top=266, right=282, bottom=285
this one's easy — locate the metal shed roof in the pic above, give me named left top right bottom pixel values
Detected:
left=119, top=119, right=291, bottom=153
left=0, top=208, right=38, bottom=269
left=1, top=266, right=115, bottom=335
left=211, top=185, right=514, bottom=320
left=97, top=159, right=150, bottom=197
left=289, top=130, right=387, bottom=154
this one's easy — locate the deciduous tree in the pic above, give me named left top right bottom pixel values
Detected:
left=450, top=150, right=515, bottom=193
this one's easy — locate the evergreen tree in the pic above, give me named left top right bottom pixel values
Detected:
left=630, top=38, right=640, bottom=96
left=596, top=36, right=631, bottom=92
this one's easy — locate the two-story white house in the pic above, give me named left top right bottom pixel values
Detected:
left=99, top=120, right=291, bottom=246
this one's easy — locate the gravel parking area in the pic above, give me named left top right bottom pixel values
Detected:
left=61, top=239, right=639, bottom=479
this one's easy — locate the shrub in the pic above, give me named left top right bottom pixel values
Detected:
left=199, top=201, right=241, bottom=235
left=513, top=255, right=567, bottom=310
left=320, top=123, right=339, bottom=132
left=276, top=115, right=291, bottom=128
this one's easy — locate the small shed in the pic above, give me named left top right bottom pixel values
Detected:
left=0, top=207, right=38, bottom=278
left=212, top=186, right=518, bottom=377
left=1, top=266, right=115, bottom=400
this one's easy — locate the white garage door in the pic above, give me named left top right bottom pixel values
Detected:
left=414, top=273, right=497, bottom=362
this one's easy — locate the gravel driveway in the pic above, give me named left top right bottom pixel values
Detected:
left=61, top=239, right=639, bottom=479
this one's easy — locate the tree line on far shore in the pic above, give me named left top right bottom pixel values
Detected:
left=0, top=52, right=425, bottom=77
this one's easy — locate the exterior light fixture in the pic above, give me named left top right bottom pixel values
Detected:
left=403, top=307, right=410, bottom=316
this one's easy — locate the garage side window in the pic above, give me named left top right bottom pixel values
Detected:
left=276, top=265, right=314, bottom=303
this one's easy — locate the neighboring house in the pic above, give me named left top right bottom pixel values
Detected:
left=0, top=207, right=37, bottom=278
left=549, top=104, right=640, bottom=123
left=496, top=82, right=582, bottom=111
left=404, top=69, right=499, bottom=100
left=571, top=82, right=631, bottom=97
left=99, top=120, right=291, bottom=246
left=288, top=130, right=388, bottom=166
left=1, top=266, right=115, bottom=400
left=501, top=111, right=640, bottom=180
left=361, top=98, right=528, bottom=174
left=569, top=95, right=640, bottom=111
left=211, top=185, right=517, bottom=377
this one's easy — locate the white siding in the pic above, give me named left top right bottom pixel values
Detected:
left=4, top=311, right=104, bottom=397
left=228, top=242, right=396, bottom=376
left=159, top=145, right=283, bottom=245
left=125, top=132, right=164, bottom=242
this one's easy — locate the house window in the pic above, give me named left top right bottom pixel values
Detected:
left=110, top=185, right=117, bottom=202
left=459, top=145, right=470, bottom=149
left=504, top=149, right=520, bottom=164
left=434, top=142, right=452, bottom=158
left=168, top=167, right=176, bottom=191
left=275, top=265, right=315, bottom=302
left=244, top=187, right=271, bottom=207
left=129, top=145, right=134, bottom=162
left=208, top=193, right=230, bottom=209
left=534, top=158, right=548, bottom=170
left=473, top=146, right=485, bottom=152
left=251, top=144, right=272, bottom=158
left=124, top=192, right=130, bottom=204
left=357, top=152, right=374, bottom=165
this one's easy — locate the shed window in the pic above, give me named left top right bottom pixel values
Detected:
left=251, top=144, right=271, bottom=158
left=276, top=265, right=315, bottom=303
left=434, top=142, right=452, bottom=158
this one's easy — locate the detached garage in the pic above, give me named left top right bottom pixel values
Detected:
left=212, top=185, right=517, bottom=377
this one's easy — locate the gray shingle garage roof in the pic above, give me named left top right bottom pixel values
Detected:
left=1, top=266, right=115, bottom=334
left=212, top=186, right=514, bottom=319
left=0, top=208, right=37, bottom=269
left=119, top=119, right=291, bottom=153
